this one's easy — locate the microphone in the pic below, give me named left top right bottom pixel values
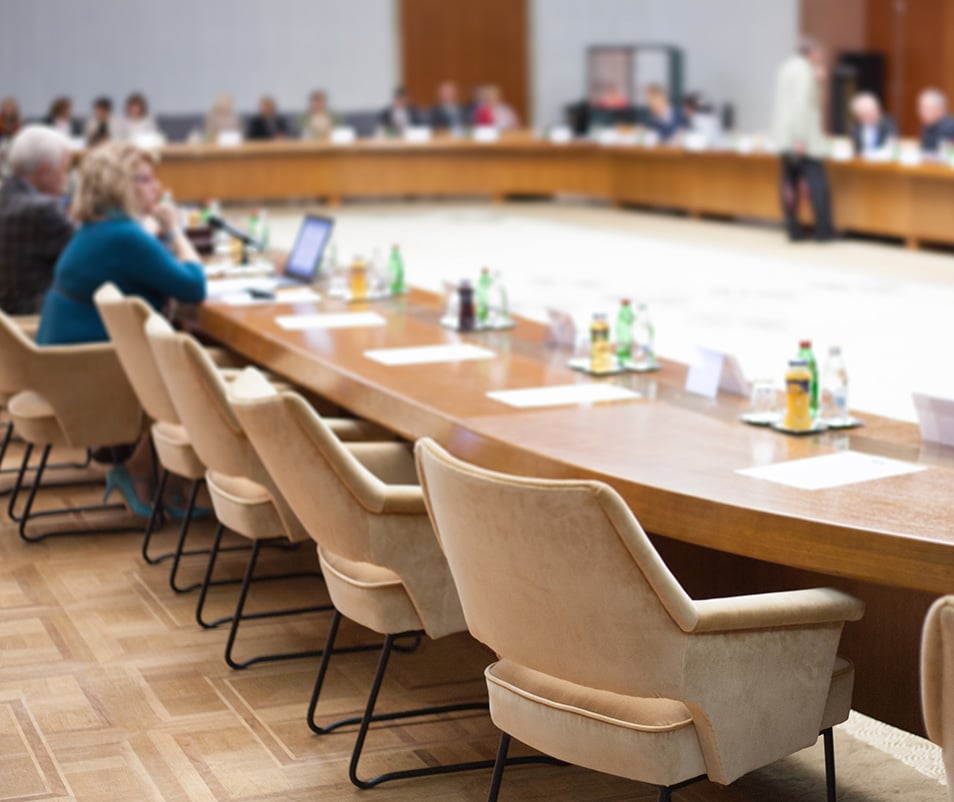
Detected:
left=207, top=214, right=265, bottom=251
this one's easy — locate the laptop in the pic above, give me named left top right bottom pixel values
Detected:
left=273, top=214, right=335, bottom=289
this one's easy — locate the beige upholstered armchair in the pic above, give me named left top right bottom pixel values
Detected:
left=415, top=437, right=866, bottom=802
left=94, top=283, right=210, bottom=581
left=228, top=367, right=543, bottom=789
left=922, top=595, right=954, bottom=800
left=0, top=311, right=143, bottom=541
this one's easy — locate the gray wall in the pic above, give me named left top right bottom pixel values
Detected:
left=530, top=0, right=799, bottom=131
left=0, top=0, right=397, bottom=120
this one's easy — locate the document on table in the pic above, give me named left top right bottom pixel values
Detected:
left=736, top=451, right=926, bottom=490
left=487, top=383, right=640, bottom=409
left=364, top=344, right=495, bottom=366
left=216, top=287, right=322, bottom=306
left=275, top=312, right=386, bottom=331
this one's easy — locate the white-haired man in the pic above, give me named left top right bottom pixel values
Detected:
left=0, top=125, right=74, bottom=313
left=918, top=89, right=954, bottom=154
left=850, top=93, right=896, bottom=156
left=772, top=37, right=834, bottom=242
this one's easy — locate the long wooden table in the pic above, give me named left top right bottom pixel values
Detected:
left=157, top=137, right=954, bottom=248
left=198, top=288, right=954, bottom=736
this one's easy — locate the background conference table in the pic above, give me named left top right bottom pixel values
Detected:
left=157, top=135, right=954, bottom=249
left=197, top=288, right=954, bottom=737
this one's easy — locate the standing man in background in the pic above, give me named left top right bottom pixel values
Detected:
left=772, top=38, right=834, bottom=242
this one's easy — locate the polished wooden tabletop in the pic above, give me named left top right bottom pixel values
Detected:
left=198, top=287, right=954, bottom=596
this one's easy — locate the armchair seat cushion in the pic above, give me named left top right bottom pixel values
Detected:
left=8, top=390, right=66, bottom=447
left=318, top=547, right=424, bottom=636
left=151, top=421, right=205, bottom=481
left=206, top=470, right=292, bottom=541
left=486, top=659, right=706, bottom=787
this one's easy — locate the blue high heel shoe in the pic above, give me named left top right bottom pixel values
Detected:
left=163, top=485, right=211, bottom=522
left=103, top=465, right=154, bottom=519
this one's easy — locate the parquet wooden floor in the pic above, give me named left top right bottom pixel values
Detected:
left=0, top=446, right=945, bottom=801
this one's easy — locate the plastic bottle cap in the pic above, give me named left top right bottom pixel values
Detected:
left=799, top=339, right=812, bottom=349
left=621, top=298, right=631, bottom=305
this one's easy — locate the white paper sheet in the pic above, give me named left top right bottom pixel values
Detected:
left=736, top=451, right=926, bottom=490
left=364, top=344, right=495, bottom=366
left=215, top=287, right=321, bottom=306
left=275, top=312, right=386, bottom=331
left=206, top=277, right=280, bottom=298
left=487, top=383, right=640, bottom=409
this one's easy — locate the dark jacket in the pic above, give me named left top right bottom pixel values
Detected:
left=429, top=103, right=467, bottom=130
left=0, top=177, right=73, bottom=314
left=378, top=104, right=423, bottom=131
left=246, top=114, right=290, bottom=141
left=851, top=115, right=897, bottom=154
left=920, top=115, right=954, bottom=153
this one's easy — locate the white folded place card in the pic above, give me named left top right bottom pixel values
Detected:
left=685, top=346, right=750, bottom=399
left=330, top=127, right=357, bottom=145
left=828, top=138, right=853, bottom=161
left=216, top=130, right=242, bottom=147
left=487, top=383, right=639, bottom=409
left=473, top=126, right=500, bottom=143
left=364, top=344, right=495, bottom=366
left=736, top=451, right=926, bottom=491
left=403, top=126, right=432, bottom=143
left=912, top=392, right=954, bottom=447
left=545, top=308, right=577, bottom=348
left=548, top=126, right=572, bottom=144
left=276, top=312, right=385, bottom=331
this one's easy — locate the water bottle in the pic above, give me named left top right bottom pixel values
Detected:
left=633, top=303, right=656, bottom=363
left=388, top=244, right=406, bottom=295
left=258, top=208, right=270, bottom=250
left=615, top=299, right=634, bottom=361
left=820, top=346, right=849, bottom=422
left=492, top=270, right=509, bottom=324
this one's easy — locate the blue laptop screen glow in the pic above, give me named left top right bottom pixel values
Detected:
left=285, top=216, right=333, bottom=281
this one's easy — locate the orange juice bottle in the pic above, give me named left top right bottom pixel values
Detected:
left=784, top=358, right=813, bottom=431
left=589, top=313, right=613, bottom=373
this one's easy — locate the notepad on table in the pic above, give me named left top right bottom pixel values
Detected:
left=275, top=312, right=386, bottom=331
left=364, top=344, right=495, bottom=366
left=736, top=451, right=925, bottom=490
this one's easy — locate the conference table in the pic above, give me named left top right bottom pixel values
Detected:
left=196, top=287, right=954, bottom=737
left=156, top=135, right=954, bottom=249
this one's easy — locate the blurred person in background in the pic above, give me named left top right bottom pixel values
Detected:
left=0, top=125, right=74, bottom=313
left=115, top=92, right=160, bottom=141
left=772, top=37, right=834, bottom=241
left=300, top=90, right=335, bottom=140
left=918, top=89, right=954, bottom=155
left=246, top=95, right=289, bottom=140
left=44, top=96, right=79, bottom=137
left=84, top=96, right=114, bottom=147
left=473, top=85, right=519, bottom=130
left=0, top=97, right=22, bottom=142
left=429, top=81, right=467, bottom=130
left=850, top=92, right=896, bottom=156
left=379, top=86, right=422, bottom=134
left=204, top=94, right=241, bottom=142
left=645, top=84, right=683, bottom=142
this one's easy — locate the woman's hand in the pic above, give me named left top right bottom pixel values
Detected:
left=153, top=202, right=179, bottom=236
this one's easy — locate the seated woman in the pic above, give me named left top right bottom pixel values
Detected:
left=35, top=141, right=206, bottom=514
left=473, top=85, right=519, bottom=131
left=114, top=92, right=160, bottom=142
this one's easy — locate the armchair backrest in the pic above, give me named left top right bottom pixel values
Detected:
left=93, top=283, right=179, bottom=424
left=922, top=595, right=954, bottom=799
left=144, top=315, right=305, bottom=540
left=415, top=437, right=701, bottom=698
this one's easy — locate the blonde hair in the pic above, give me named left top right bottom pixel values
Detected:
left=71, top=141, right=154, bottom=223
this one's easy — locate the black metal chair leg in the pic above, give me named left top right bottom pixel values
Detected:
left=823, top=727, right=837, bottom=802
left=141, top=468, right=170, bottom=564
left=657, top=788, right=672, bottom=802
left=16, top=444, right=49, bottom=538
left=195, top=522, right=227, bottom=628
left=168, top=480, right=202, bottom=593
left=487, top=732, right=511, bottom=802
left=7, top=443, right=33, bottom=522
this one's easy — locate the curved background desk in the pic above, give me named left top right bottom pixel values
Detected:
left=157, top=137, right=954, bottom=249
left=197, top=289, right=953, bottom=736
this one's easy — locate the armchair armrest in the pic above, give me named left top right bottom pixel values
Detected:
left=346, top=441, right=419, bottom=485
left=12, top=315, right=39, bottom=339
left=380, top=484, right=427, bottom=515
left=691, top=588, right=865, bottom=633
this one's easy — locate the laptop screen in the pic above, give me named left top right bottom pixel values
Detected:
left=285, top=215, right=334, bottom=281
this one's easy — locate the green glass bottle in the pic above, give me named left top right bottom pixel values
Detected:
left=615, top=299, right=635, bottom=361
left=388, top=244, right=406, bottom=295
left=476, top=267, right=492, bottom=325
left=797, top=339, right=819, bottom=417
